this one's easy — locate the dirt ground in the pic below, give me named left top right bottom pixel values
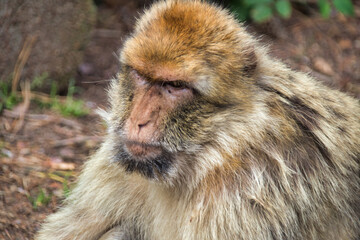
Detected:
left=1, top=2, right=359, bottom=239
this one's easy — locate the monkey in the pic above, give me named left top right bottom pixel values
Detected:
left=36, top=0, right=360, bottom=239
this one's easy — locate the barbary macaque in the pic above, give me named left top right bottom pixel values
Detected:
left=36, top=0, right=360, bottom=239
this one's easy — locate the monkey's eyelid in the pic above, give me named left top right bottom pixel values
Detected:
left=128, top=68, right=152, bottom=86
left=127, top=66, right=191, bottom=90
left=162, top=81, right=190, bottom=89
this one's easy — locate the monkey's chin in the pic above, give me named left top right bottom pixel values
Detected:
left=113, top=141, right=174, bottom=179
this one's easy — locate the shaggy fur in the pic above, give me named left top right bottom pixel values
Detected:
left=36, top=0, right=359, bottom=239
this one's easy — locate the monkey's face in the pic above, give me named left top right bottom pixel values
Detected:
left=109, top=1, right=257, bottom=181
left=111, top=67, right=201, bottom=179
left=111, top=65, right=215, bottom=180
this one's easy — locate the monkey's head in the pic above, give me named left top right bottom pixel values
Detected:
left=108, top=0, right=259, bottom=183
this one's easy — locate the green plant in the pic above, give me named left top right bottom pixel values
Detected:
left=52, top=98, right=88, bottom=117
left=1, top=74, right=89, bottom=117
left=31, top=72, right=50, bottom=90
left=62, top=176, right=71, bottom=198
left=0, top=81, right=21, bottom=112
left=33, top=78, right=89, bottom=117
left=45, top=171, right=74, bottom=199
left=229, top=0, right=354, bottom=22
left=319, top=0, right=354, bottom=18
left=28, top=188, right=52, bottom=210
left=52, top=171, right=74, bottom=198
left=51, top=79, right=89, bottom=117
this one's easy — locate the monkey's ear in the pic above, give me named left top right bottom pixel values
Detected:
left=242, top=47, right=258, bottom=77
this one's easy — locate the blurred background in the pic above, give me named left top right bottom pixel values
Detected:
left=0, top=0, right=359, bottom=239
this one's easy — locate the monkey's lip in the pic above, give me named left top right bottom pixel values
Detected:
left=124, top=141, right=162, bottom=159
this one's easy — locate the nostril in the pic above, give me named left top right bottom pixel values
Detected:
left=138, top=120, right=150, bottom=129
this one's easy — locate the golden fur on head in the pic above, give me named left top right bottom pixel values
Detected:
left=121, top=0, right=257, bottom=98
left=36, top=1, right=359, bottom=239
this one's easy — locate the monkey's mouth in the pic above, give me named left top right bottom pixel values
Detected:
left=124, top=141, right=162, bottom=160
left=114, top=141, right=174, bottom=179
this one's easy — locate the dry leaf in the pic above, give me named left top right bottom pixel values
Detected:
left=313, top=57, right=334, bottom=76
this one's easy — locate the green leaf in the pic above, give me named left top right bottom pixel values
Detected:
left=50, top=81, right=58, bottom=98
left=229, top=0, right=249, bottom=21
left=35, top=190, right=45, bottom=207
left=332, top=0, right=354, bottom=16
left=234, top=7, right=251, bottom=21
left=251, top=4, right=273, bottom=22
left=318, top=0, right=331, bottom=18
left=31, top=72, right=49, bottom=90
left=275, top=0, right=292, bottom=18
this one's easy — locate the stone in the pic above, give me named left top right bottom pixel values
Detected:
left=0, top=0, right=96, bottom=92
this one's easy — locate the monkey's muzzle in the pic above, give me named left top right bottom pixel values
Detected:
left=124, top=141, right=163, bottom=160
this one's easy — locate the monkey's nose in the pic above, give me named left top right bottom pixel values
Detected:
left=138, top=120, right=150, bottom=130
left=126, top=118, right=158, bottom=142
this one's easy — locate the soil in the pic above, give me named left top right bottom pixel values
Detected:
left=1, top=2, right=359, bottom=239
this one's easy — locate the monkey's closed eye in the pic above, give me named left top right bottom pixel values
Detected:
left=161, top=81, right=193, bottom=96
left=162, top=81, right=191, bottom=95
left=162, top=81, right=188, bottom=89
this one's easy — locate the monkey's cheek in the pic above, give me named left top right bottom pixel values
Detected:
left=124, top=142, right=162, bottom=160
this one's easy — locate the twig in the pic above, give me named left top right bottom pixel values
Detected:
left=13, top=90, right=96, bottom=113
left=82, top=79, right=112, bottom=84
left=28, top=91, right=67, bottom=104
left=11, top=35, right=38, bottom=93
left=12, top=80, right=31, bottom=134
left=2, top=110, right=83, bottom=131
left=5, top=229, right=13, bottom=240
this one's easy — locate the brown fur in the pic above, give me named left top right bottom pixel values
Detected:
left=36, top=1, right=359, bottom=239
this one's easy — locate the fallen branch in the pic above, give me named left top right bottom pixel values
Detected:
left=12, top=35, right=38, bottom=93
left=28, top=91, right=67, bottom=104
left=2, top=110, right=83, bottom=131
left=12, top=80, right=31, bottom=133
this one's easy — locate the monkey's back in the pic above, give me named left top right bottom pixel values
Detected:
left=231, top=60, right=360, bottom=239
